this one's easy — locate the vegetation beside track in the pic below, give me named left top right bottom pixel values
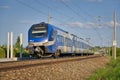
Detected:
left=0, top=46, right=6, bottom=58
left=0, top=36, right=29, bottom=58
left=87, top=48, right=120, bottom=80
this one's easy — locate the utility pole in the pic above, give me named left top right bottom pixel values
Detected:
left=108, top=40, right=110, bottom=56
left=7, top=32, right=10, bottom=58
left=48, top=13, right=50, bottom=23
left=7, top=32, right=13, bottom=59
left=10, top=32, right=13, bottom=58
left=20, top=33, right=23, bottom=58
left=112, top=10, right=117, bottom=60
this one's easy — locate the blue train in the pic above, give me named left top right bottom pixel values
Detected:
left=28, top=22, right=93, bottom=58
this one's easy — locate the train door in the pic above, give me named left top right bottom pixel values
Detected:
left=63, top=34, right=67, bottom=52
left=72, top=36, right=76, bottom=53
left=69, top=34, right=73, bottom=52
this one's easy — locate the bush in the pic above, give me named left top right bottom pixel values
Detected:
left=110, top=47, right=120, bottom=57
left=0, top=46, right=29, bottom=58
left=0, top=47, right=6, bottom=58
left=116, top=48, right=120, bottom=56
left=14, top=48, right=29, bottom=57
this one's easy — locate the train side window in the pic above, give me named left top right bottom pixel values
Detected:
left=57, top=35, right=59, bottom=42
left=61, top=36, right=63, bottom=46
left=60, top=36, right=62, bottom=45
left=49, top=29, right=57, bottom=41
left=58, top=35, right=63, bottom=45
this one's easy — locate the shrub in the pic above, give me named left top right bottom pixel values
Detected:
left=110, top=47, right=120, bottom=57
left=0, top=47, right=6, bottom=58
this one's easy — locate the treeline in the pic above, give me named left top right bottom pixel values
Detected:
left=93, top=46, right=120, bottom=56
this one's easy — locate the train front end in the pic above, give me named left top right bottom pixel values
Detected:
left=28, top=22, right=54, bottom=57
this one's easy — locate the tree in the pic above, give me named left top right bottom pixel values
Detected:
left=15, top=36, right=20, bottom=48
left=13, top=36, right=20, bottom=57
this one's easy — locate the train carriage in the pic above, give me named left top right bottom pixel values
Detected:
left=28, top=22, right=93, bottom=58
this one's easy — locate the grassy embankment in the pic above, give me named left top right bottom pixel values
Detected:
left=87, top=48, right=120, bottom=80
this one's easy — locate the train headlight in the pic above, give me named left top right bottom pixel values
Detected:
left=44, top=39, right=48, bottom=42
left=29, top=42, right=34, bottom=46
left=30, top=40, right=34, bottom=42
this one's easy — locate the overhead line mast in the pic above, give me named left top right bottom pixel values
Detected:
left=113, top=10, right=117, bottom=60
left=48, top=13, right=50, bottom=23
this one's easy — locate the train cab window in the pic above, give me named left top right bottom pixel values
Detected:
left=30, top=25, right=47, bottom=38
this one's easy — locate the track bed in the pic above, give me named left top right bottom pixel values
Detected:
left=0, top=54, right=109, bottom=80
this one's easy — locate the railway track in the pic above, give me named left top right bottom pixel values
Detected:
left=0, top=54, right=102, bottom=72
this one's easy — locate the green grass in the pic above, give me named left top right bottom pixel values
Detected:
left=87, top=57, right=120, bottom=80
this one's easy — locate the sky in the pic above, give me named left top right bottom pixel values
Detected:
left=0, top=0, right=120, bottom=47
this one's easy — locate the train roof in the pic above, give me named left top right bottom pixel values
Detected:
left=47, top=23, right=68, bottom=34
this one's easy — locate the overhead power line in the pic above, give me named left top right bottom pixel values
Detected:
left=16, top=0, right=47, bottom=15
left=68, top=1, right=94, bottom=18
left=15, top=0, right=67, bottom=24
left=59, top=0, right=86, bottom=21
left=36, top=0, right=74, bottom=21
left=59, top=0, right=104, bottom=43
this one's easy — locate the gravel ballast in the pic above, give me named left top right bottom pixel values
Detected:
left=0, top=56, right=109, bottom=80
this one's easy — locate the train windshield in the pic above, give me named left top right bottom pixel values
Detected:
left=30, top=26, right=47, bottom=38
